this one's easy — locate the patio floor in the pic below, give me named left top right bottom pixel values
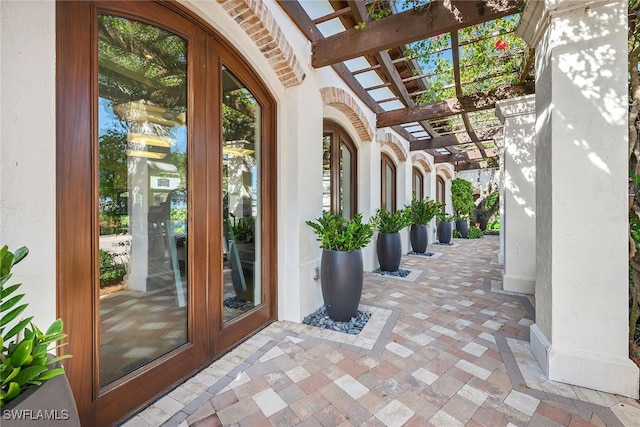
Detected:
left=120, top=236, right=640, bottom=427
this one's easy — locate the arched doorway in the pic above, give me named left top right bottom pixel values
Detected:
left=57, top=2, right=277, bottom=424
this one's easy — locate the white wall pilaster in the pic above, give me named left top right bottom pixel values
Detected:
left=519, top=0, right=639, bottom=397
left=496, top=95, right=536, bottom=294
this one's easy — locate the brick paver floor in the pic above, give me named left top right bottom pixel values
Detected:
left=121, top=236, right=640, bottom=426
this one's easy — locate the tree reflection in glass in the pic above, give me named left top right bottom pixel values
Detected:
left=97, top=15, right=188, bottom=387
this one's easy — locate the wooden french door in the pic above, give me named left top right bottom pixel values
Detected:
left=56, top=1, right=276, bottom=425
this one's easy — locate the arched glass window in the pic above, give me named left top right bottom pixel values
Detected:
left=323, top=122, right=358, bottom=218
left=412, top=167, right=424, bottom=200
left=381, top=153, right=397, bottom=212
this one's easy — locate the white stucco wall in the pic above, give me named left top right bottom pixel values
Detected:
left=1, top=0, right=57, bottom=329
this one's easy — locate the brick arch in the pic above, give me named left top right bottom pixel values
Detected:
left=376, top=130, right=408, bottom=162
left=217, top=0, right=305, bottom=88
left=320, top=87, right=374, bottom=142
left=436, top=164, right=454, bottom=180
left=411, top=152, right=433, bottom=172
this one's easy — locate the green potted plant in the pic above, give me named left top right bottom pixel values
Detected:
left=407, top=198, right=442, bottom=253
left=372, top=207, right=412, bottom=272
left=450, top=178, right=475, bottom=238
left=306, top=212, right=374, bottom=321
left=437, top=210, right=455, bottom=244
left=1, top=245, right=78, bottom=423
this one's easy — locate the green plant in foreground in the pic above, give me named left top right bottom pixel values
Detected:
left=306, top=212, right=374, bottom=252
left=0, top=245, right=72, bottom=407
left=467, top=226, right=484, bottom=239
left=373, top=208, right=412, bottom=234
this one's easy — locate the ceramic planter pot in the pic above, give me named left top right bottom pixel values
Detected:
left=455, top=220, right=469, bottom=238
left=438, top=221, right=452, bottom=244
left=320, top=249, right=363, bottom=321
left=409, top=224, right=428, bottom=253
left=377, top=232, right=402, bottom=272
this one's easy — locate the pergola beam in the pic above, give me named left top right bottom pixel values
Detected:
left=312, top=0, right=524, bottom=68
left=410, top=127, right=502, bottom=151
left=377, top=83, right=534, bottom=127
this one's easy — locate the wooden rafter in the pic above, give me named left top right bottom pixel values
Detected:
left=450, top=31, right=487, bottom=158
left=312, top=0, right=524, bottom=68
left=410, top=127, right=503, bottom=151
left=348, top=0, right=438, bottom=139
left=378, top=82, right=533, bottom=127
left=434, top=149, right=500, bottom=163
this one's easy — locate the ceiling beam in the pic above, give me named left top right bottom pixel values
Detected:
left=312, top=0, right=524, bottom=68
left=410, top=126, right=502, bottom=151
left=410, top=134, right=461, bottom=151
left=434, top=150, right=499, bottom=163
left=455, top=158, right=499, bottom=171
left=377, top=82, right=533, bottom=127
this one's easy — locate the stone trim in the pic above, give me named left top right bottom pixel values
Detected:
left=436, top=164, right=454, bottom=180
left=376, top=129, right=408, bottom=162
left=411, top=151, right=433, bottom=172
left=217, top=0, right=305, bottom=88
left=320, top=87, right=374, bottom=142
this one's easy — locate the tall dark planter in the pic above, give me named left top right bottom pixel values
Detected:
left=410, top=225, right=428, bottom=253
left=438, top=221, right=452, bottom=244
left=377, top=232, right=402, bottom=272
left=455, top=220, right=469, bottom=238
left=321, top=249, right=363, bottom=322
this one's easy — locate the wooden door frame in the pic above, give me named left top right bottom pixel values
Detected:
left=380, top=152, right=397, bottom=212
left=322, top=121, right=358, bottom=218
left=56, top=1, right=277, bottom=424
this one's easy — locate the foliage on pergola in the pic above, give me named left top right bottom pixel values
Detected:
left=281, top=0, right=531, bottom=169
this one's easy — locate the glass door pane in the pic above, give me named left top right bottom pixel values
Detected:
left=339, top=142, right=352, bottom=218
left=222, top=67, right=262, bottom=322
left=97, top=15, right=188, bottom=387
left=322, top=134, right=332, bottom=212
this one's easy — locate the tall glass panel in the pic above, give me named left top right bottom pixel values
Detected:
left=385, top=163, right=394, bottom=211
left=222, top=67, right=262, bottom=322
left=339, top=142, right=352, bottom=218
left=322, top=134, right=332, bottom=212
left=97, top=15, right=188, bottom=387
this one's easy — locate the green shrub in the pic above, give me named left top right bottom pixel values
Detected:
left=450, top=178, right=475, bottom=219
left=453, top=230, right=462, bottom=238
left=99, top=249, right=127, bottom=288
left=407, top=198, right=441, bottom=226
left=373, top=208, right=412, bottom=234
left=468, top=226, right=484, bottom=239
left=306, top=212, right=374, bottom=252
left=484, top=229, right=500, bottom=235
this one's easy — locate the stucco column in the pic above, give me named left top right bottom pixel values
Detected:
left=496, top=95, right=536, bottom=294
left=518, top=0, right=639, bottom=397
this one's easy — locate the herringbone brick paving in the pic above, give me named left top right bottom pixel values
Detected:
left=122, top=236, right=640, bottom=426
